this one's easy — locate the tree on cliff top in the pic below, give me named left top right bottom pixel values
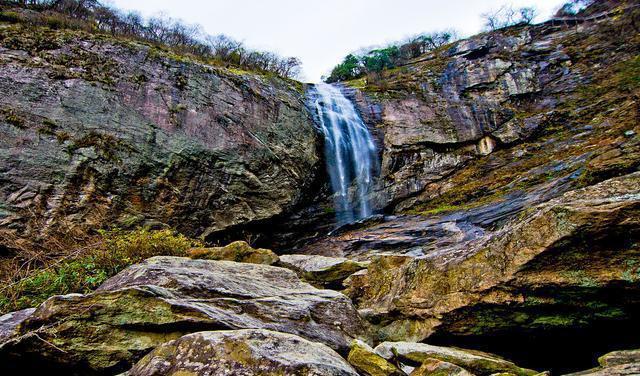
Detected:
left=481, top=5, right=538, bottom=31
left=325, top=30, right=457, bottom=83
left=0, top=0, right=303, bottom=79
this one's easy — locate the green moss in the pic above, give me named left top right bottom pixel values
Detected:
left=621, top=259, right=640, bottom=282
left=560, top=270, right=600, bottom=288
left=36, top=118, right=58, bottom=136
left=531, top=315, right=576, bottom=327
left=0, top=11, right=23, bottom=23
left=344, top=77, right=367, bottom=90
left=1, top=107, right=25, bottom=128
left=131, top=73, right=148, bottom=86
left=413, top=203, right=469, bottom=215
left=169, top=103, right=187, bottom=114
left=322, top=205, right=336, bottom=215
left=66, top=131, right=128, bottom=161
left=348, top=340, right=402, bottom=376
left=174, top=72, right=188, bottom=90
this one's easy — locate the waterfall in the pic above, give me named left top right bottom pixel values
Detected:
left=310, top=83, right=378, bottom=225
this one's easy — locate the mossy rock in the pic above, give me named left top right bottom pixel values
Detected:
left=410, top=358, right=474, bottom=376
left=374, top=342, right=538, bottom=376
left=347, top=339, right=404, bottom=376
left=128, top=329, right=360, bottom=375
left=279, top=254, right=367, bottom=288
left=188, top=240, right=279, bottom=265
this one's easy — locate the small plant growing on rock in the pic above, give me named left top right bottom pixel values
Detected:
left=1, top=108, right=26, bottom=129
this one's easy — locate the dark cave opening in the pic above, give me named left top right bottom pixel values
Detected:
left=429, top=316, right=640, bottom=375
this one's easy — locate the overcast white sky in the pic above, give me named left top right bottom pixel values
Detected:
left=108, top=0, right=566, bottom=82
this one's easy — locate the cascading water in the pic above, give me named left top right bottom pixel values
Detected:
left=310, top=83, right=378, bottom=225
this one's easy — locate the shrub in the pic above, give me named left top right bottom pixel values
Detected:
left=0, top=227, right=201, bottom=313
left=325, top=30, right=457, bottom=83
left=0, top=1, right=302, bottom=79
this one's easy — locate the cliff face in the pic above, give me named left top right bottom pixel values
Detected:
left=296, top=2, right=640, bottom=371
left=345, top=3, right=639, bottom=214
left=0, top=24, right=320, bottom=252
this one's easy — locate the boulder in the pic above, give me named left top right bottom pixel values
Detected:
left=347, top=339, right=404, bottom=376
left=279, top=254, right=367, bottom=287
left=374, top=342, right=535, bottom=376
left=598, top=349, right=640, bottom=367
left=345, top=173, right=640, bottom=342
left=0, top=308, right=34, bottom=342
left=188, top=240, right=279, bottom=265
left=127, top=329, right=360, bottom=376
left=0, top=257, right=366, bottom=373
left=410, top=358, right=474, bottom=376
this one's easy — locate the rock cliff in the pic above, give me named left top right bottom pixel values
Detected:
left=0, top=24, right=320, bottom=253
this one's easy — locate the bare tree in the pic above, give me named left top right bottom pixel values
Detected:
left=3, top=0, right=304, bottom=79
left=482, top=5, right=538, bottom=30
left=520, top=7, right=537, bottom=24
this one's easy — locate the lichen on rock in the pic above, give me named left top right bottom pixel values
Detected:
left=127, top=329, right=360, bottom=376
left=187, top=240, right=279, bottom=265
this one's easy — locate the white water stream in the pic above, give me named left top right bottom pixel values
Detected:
left=310, top=83, right=378, bottom=224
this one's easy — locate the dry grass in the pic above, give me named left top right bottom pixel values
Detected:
left=0, top=227, right=201, bottom=314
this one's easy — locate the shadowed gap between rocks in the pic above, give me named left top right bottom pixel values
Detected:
left=428, top=313, right=640, bottom=375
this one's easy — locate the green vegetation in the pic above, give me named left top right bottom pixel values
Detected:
left=1, top=107, right=25, bottom=128
left=326, top=30, right=456, bottom=83
left=0, top=0, right=302, bottom=79
left=0, top=227, right=201, bottom=313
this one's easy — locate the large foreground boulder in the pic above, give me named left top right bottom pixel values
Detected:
left=0, top=257, right=366, bottom=374
left=127, top=329, right=360, bottom=376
